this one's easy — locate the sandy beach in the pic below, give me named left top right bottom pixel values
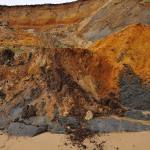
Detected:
left=0, top=131, right=150, bottom=150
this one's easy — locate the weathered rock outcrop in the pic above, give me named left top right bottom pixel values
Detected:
left=90, top=24, right=150, bottom=110
left=0, top=0, right=150, bottom=136
left=0, top=0, right=149, bottom=49
left=0, top=24, right=150, bottom=136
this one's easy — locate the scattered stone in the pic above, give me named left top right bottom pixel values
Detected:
left=85, top=110, right=93, bottom=120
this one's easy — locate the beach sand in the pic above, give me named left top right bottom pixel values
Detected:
left=0, top=131, right=150, bottom=150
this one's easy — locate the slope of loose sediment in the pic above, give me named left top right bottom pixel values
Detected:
left=79, top=0, right=150, bottom=41
left=0, top=0, right=149, bottom=50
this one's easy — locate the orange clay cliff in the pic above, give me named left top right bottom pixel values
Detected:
left=0, top=0, right=150, bottom=137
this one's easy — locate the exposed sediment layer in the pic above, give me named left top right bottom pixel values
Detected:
left=0, top=0, right=150, bottom=138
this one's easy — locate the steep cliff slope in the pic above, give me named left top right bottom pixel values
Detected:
left=0, top=24, right=150, bottom=121
left=79, top=0, right=150, bottom=41
left=0, top=0, right=149, bottom=49
left=90, top=24, right=150, bottom=110
left=0, top=0, right=150, bottom=138
left=90, top=24, right=150, bottom=81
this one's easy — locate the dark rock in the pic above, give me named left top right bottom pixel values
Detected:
left=120, top=120, right=150, bottom=132
left=21, top=105, right=37, bottom=119
left=0, top=48, right=15, bottom=65
left=119, top=65, right=150, bottom=110
left=9, top=107, right=23, bottom=121
left=58, top=117, right=79, bottom=126
left=7, top=122, right=46, bottom=137
left=21, top=116, right=79, bottom=134
left=0, top=114, right=10, bottom=130
left=0, top=90, right=6, bottom=100
left=30, top=87, right=41, bottom=99
left=48, top=122, right=66, bottom=134
left=22, top=116, right=50, bottom=127
left=28, top=52, right=32, bottom=61
left=44, top=68, right=62, bottom=92
left=87, top=117, right=150, bottom=133
left=125, top=110, right=150, bottom=120
left=87, top=118, right=121, bottom=132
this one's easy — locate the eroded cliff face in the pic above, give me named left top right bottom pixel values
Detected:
left=79, top=0, right=150, bottom=41
left=90, top=24, right=150, bottom=110
left=90, top=24, right=150, bottom=82
left=0, top=0, right=150, bottom=137
left=0, top=47, right=124, bottom=120
left=0, top=0, right=107, bottom=27
left=0, top=24, right=150, bottom=121
left=0, top=0, right=149, bottom=49
left=0, top=0, right=107, bottom=49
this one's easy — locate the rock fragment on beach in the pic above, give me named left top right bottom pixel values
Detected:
left=85, top=110, right=93, bottom=121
